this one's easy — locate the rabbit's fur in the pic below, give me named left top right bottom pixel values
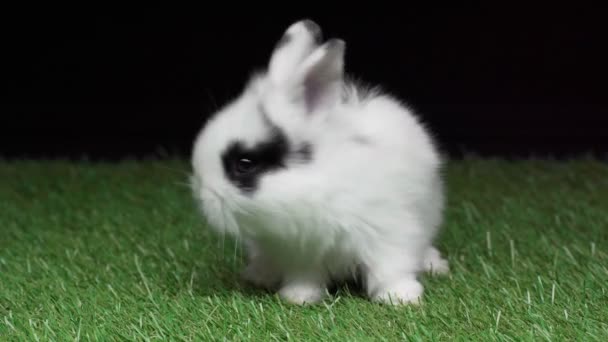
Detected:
left=190, top=19, right=449, bottom=305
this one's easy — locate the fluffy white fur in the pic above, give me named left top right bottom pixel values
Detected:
left=190, top=19, right=449, bottom=305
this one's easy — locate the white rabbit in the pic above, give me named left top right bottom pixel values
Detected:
left=190, top=19, right=449, bottom=305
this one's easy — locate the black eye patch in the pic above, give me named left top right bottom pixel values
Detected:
left=221, top=128, right=290, bottom=194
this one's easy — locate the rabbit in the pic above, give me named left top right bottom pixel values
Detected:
left=190, top=19, right=449, bottom=305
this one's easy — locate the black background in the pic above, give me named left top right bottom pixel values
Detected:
left=3, top=4, right=607, bottom=161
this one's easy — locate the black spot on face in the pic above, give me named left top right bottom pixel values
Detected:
left=221, top=107, right=315, bottom=194
left=221, top=128, right=289, bottom=194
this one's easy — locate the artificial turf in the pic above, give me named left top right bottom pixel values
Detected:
left=1, top=157, right=607, bottom=340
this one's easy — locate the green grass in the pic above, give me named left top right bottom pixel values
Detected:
left=1, top=157, right=607, bottom=341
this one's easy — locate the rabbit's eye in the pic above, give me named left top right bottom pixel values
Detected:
left=235, top=158, right=258, bottom=174
left=221, top=132, right=290, bottom=193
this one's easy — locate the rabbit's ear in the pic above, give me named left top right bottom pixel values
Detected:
left=268, top=19, right=322, bottom=84
left=291, top=39, right=345, bottom=113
